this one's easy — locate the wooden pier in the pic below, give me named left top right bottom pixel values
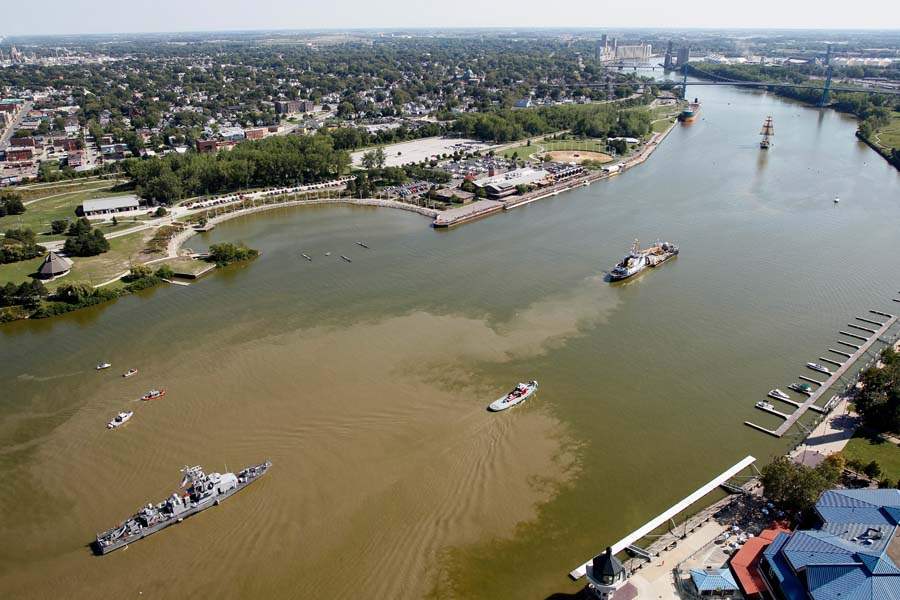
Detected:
left=745, top=311, right=897, bottom=437
left=840, top=331, right=869, bottom=341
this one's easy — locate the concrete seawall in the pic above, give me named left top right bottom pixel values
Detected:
left=170, top=197, right=439, bottom=255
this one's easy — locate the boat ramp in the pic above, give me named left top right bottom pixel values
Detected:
left=745, top=307, right=898, bottom=438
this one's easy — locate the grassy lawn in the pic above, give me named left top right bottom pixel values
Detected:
left=873, top=111, right=900, bottom=152
left=0, top=229, right=157, bottom=290
left=842, top=430, right=900, bottom=482
left=500, top=138, right=611, bottom=162
left=542, top=139, right=607, bottom=153
left=0, top=185, right=125, bottom=237
left=652, top=118, right=677, bottom=133
left=499, top=144, right=541, bottom=161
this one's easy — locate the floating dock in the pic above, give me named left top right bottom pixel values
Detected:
left=569, top=456, right=756, bottom=580
left=745, top=311, right=897, bottom=437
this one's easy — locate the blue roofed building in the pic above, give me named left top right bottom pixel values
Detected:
left=760, top=489, right=900, bottom=600
left=690, top=567, right=740, bottom=597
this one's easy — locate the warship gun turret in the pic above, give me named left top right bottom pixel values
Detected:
left=93, top=461, right=271, bottom=555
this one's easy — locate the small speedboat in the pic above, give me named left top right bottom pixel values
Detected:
left=122, top=368, right=138, bottom=378
left=107, top=411, right=134, bottom=429
left=96, top=362, right=112, bottom=371
left=755, top=401, right=774, bottom=410
left=341, top=255, right=352, bottom=263
left=806, top=362, right=831, bottom=375
left=489, top=380, right=539, bottom=412
left=356, top=241, right=370, bottom=249
left=301, top=253, right=312, bottom=261
left=833, top=196, right=840, bottom=204
left=789, top=383, right=814, bottom=395
left=768, top=389, right=791, bottom=402
left=325, top=252, right=331, bottom=256
left=141, top=389, right=167, bottom=401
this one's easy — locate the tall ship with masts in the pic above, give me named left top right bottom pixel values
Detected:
left=760, top=116, right=774, bottom=149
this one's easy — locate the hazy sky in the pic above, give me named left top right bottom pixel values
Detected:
left=4, top=0, right=899, bottom=36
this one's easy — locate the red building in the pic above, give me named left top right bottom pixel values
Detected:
left=729, top=524, right=791, bottom=599
left=6, top=147, right=33, bottom=161
left=244, top=127, right=266, bottom=140
left=10, top=137, right=36, bottom=147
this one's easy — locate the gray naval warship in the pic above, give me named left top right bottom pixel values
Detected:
left=93, top=460, right=271, bottom=555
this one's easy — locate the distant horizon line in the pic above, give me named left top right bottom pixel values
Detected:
left=3, top=26, right=900, bottom=39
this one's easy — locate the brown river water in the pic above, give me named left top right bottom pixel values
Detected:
left=1, top=81, right=899, bottom=598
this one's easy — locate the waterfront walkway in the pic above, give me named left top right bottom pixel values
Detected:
left=745, top=311, right=898, bottom=437
left=569, top=455, right=756, bottom=580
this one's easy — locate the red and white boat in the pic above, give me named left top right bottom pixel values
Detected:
left=141, top=389, right=167, bottom=401
left=488, top=380, right=539, bottom=412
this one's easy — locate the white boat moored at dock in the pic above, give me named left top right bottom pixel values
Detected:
left=768, top=389, right=791, bottom=402
left=806, top=362, right=832, bottom=375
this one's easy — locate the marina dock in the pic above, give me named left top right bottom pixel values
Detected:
left=745, top=310, right=897, bottom=437
left=568, top=456, right=756, bottom=580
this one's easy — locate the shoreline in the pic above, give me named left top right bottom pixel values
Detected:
left=1, top=124, right=678, bottom=325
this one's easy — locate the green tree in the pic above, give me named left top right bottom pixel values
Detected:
left=864, top=461, right=882, bottom=479
left=51, top=220, right=68, bottom=235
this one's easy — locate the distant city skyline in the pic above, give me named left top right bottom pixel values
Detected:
left=4, top=0, right=899, bottom=36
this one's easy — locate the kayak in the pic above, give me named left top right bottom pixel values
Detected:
left=488, top=380, right=539, bottom=412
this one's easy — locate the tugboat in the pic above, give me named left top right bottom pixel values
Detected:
left=92, top=461, right=271, bottom=555
left=107, top=411, right=134, bottom=429
left=96, top=362, right=112, bottom=371
left=760, top=116, right=774, bottom=149
left=806, top=362, right=832, bottom=375
left=141, top=389, right=167, bottom=401
left=489, top=380, right=539, bottom=412
left=789, top=383, right=815, bottom=395
left=608, top=239, right=679, bottom=281
left=768, top=389, right=792, bottom=402
left=122, top=368, right=138, bottom=378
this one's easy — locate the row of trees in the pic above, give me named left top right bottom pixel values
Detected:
left=123, top=134, right=350, bottom=204
left=855, top=347, right=900, bottom=432
left=0, top=191, right=26, bottom=217
left=451, top=103, right=653, bottom=142
left=61, top=219, right=110, bottom=257
left=0, top=280, right=48, bottom=308
left=207, top=242, right=259, bottom=266
left=761, top=454, right=845, bottom=514
left=0, top=228, right=45, bottom=264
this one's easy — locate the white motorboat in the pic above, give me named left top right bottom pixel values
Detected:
left=806, top=362, right=832, bottom=375
left=755, top=401, right=774, bottom=410
left=122, top=368, right=138, bottom=378
left=96, top=362, right=112, bottom=370
left=489, top=380, right=539, bottom=412
left=768, top=389, right=791, bottom=402
left=107, top=411, right=134, bottom=429
left=789, top=383, right=815, bottom=395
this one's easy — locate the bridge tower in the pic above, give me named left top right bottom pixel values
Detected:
left=819, top=66, right=833, bottom=107
left=680, top=68, right=688, bottom=99
left=819, top=44, right=834, bottom=107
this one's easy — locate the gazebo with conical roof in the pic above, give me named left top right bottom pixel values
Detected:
left=586, top=547, right=629, bottom=599
left=37, top=251, right=73, bottom=279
